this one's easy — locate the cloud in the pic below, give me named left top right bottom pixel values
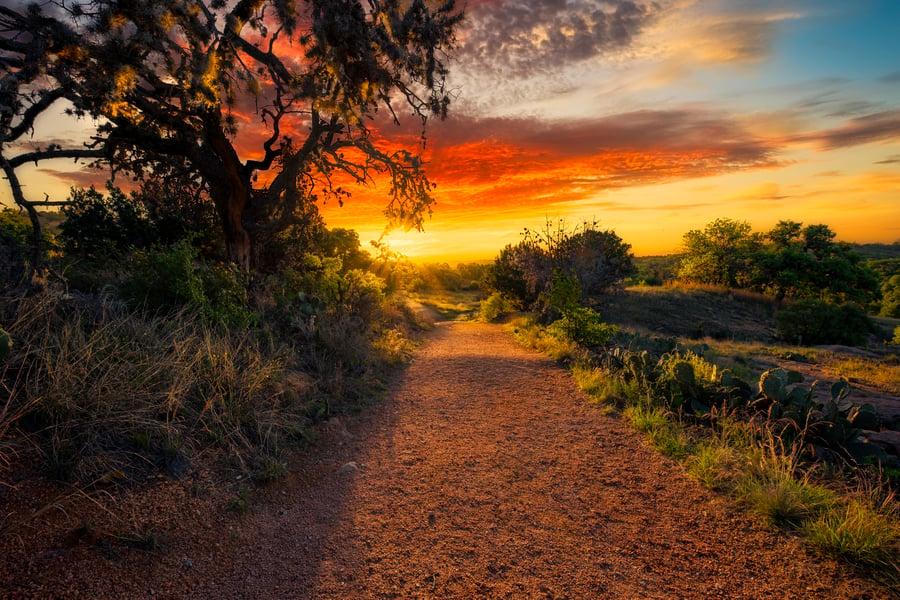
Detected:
left=874, top=154, right=900, bottom=165
left=456, top=0, right=660, bottom=78
left=790, top=110, right=900, bottom=149
left=35, top=166, right=119, bottom=193
left=880, top=71, right=900, bottom=84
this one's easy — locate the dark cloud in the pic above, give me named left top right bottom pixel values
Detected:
left=35, top=166, right=119, bottom=194
left=791, top=110, right=900, bottom=149
left=456, top=0, right=660, bottom=77
left=429, top=108, right=776, bottom=164
left=879, top=71, right=900, bottom=84
left=874, top=154, right=900, bottom=165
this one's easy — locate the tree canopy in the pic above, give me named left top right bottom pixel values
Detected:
left=676, top=218, right=879, bottom=305
left=487, top=219, right=635, bottom=311
left=1, top=0, right=462, bottom=270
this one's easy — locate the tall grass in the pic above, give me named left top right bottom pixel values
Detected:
left=1, top=292, right=305, bottom=482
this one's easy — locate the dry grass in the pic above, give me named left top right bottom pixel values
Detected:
left=599, top=284, right=778, bottom=341
left=820, top=356, right=900, bottom=395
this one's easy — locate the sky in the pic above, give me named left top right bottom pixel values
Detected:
left=5, top=0, right=900, bottom=263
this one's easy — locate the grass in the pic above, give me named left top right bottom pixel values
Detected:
left=512, top=305, right=900, bottom=587
left=507, top=315, right=581, bottom=363
left=736, top=441, right=836, bottom=527
left=820, top=356, right=900, bottom=395
left=804, top=498, right=899, bottom=567
left=623, top=403, right=691, bottom=460
left=408, top=289, right=482, bottom=320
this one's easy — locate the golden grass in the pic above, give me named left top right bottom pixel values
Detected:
left=820, top=356, right=900, bottom=395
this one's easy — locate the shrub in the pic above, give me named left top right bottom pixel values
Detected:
left=121, top=240, right=206, bottom=310
left=120, top=241, right=253, bottom=326
left=776, top=299, right=873, bottom=345
left=60, top=185, right=157, bottom=259
left=478, top=292, right=517, bottom=322
left=548, top=307, right=617, bottom=347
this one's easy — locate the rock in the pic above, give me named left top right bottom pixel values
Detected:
left=337, top=462, right=359, bottom=474
left=865, top=430, right=900, bottom=457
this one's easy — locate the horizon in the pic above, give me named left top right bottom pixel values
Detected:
left=3, top=0, right=900, bottom=264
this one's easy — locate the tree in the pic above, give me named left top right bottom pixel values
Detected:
left=487, top=219, right=634, bottom=310
left=676, top=218, right=760, bottom=287
left=1, top=0, right=462, bottom=270
left=749, top=221, right=879, bottom=305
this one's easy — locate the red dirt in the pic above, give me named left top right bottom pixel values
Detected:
left=1, top=322, right=894, bottom=599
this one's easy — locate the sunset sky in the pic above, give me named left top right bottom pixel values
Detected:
left=325, top=0, right=900, bottom=262
left=5, top=0, right=900, bottom=263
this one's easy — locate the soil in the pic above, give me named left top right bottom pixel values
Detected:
left=1, top=322, right=895, bottom=599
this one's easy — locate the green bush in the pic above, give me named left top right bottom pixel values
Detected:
left=60, top=185, right=156, bottom=259
left=548, top=306, right=617, bottom=347
left=120, top=241, right=252, bottom=326
left=776, top=299, right=873, bottom=345
left=479, top=292, right=517, bottom=322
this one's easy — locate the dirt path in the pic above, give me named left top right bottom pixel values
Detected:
left=5, top=322, right=892, bottom=598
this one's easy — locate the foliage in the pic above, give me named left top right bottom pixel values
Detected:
left=676, top=218, right=760, bottom=288
left=486, top=219, right=634, bottom=310
left=775, top=299, right=874, bottom=346
left=881, top=274, right=900, bottom=317
left=1, top=0, right=462, bottom=268
left=548, top=307, right=618, bottom=347
left=0, top=208, right=57, bottom=285
left=60, top=185, right=156, bottom=259
left=677, top=219, right=879, bottom=305
left=120, top=240, right=253, bottom=327
left=478, top=292, right=518, bottom=322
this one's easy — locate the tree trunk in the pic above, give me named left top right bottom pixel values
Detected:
left=199, top=118, right=254, bottom=270
left=209, top=169, right=252, bottom=271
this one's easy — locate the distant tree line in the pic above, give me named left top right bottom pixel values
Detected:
left=675, top=218, right=880, bottom=306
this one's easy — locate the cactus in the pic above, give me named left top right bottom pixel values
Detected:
left=0, top=327, right=11, bottom=361
left=847, top=403, right=880, bottom=430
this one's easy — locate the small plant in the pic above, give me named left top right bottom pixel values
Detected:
left=803, top=498, right=899, bottom=567
left=478, top=292, right=517, bottom=322
left=624, top=403, right=690, bottom=459
left=737, top=441, right=835, bottom=527
left=226, top=487, right=252, bottom=513
left=686, top=441, right=740, bottom=492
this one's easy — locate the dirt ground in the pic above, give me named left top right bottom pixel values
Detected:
left=1, top=321, right=895, bottom=599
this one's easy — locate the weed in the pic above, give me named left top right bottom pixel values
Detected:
left=225, top=487, right=251, bottom=513
left=686, top=441, right=740, bottom=492
left=803, top=498, right=899, bottom=568
left=736, top=441, right=834, bottom=527
left=624, top=404, right=690, bottom=460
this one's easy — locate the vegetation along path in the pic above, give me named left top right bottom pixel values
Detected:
left=8, top=322, right=892, bottom=599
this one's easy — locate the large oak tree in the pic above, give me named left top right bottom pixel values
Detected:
left=1, top=0, right=461, bottom=269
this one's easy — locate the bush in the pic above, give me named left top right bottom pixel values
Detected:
left=120, top=240, right=253, bottom=327
left=0, top=209, right=30, bottom=285
left=60, top=185, right=156, bottom=259
left=776, top=299, right=873, bottom=345
left=548, top=307, right=617, bottom=347
left=479, top=292, right=517, bottom=322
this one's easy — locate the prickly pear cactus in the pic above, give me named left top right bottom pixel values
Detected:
left=669, top=360, right=695, bottom=387
left=0, top=327, right=11, bottom=361
left=759, top=368, right=788, bottom=402
left=847, top=403, right=880, bottom=430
